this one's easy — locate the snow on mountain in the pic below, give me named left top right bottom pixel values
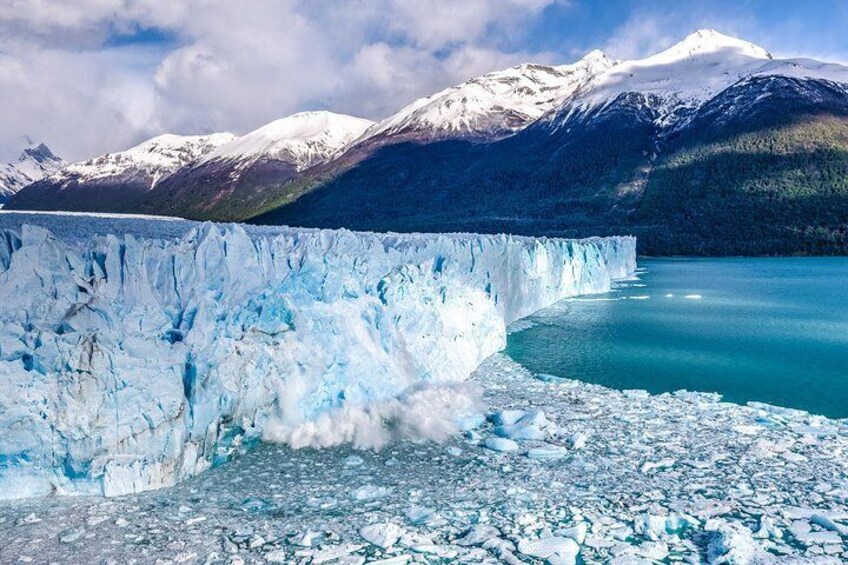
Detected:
left=0, top=144, right=65, bottom=203
left=552, top=29, right=848, bottom=126
left=751, top=56, right=848, bottom=84
left=57, top=132, right=236, bottom=189
left=14, top=143, right=65, bottom=183
left=0, top=168, right=33, bottom=203
left=553, top=30, right=768, bottom=117
left=0, top=213, right=635, bottom=497
left=202, top=111, right=374, bottom=171
left=362, top=50, right=617, bottom=141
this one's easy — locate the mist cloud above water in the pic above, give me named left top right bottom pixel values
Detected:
left=263, top=382, right=483, bottom=450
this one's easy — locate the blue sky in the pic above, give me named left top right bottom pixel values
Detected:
left=525, top=0, right=848, bottom=62
left=1, top=0, right=847, bottom=162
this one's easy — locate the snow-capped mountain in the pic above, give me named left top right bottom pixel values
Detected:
left=258, top=30, right=848, bottom=256
left=0, top=143, right=65, bottom=203
left=362, top=50, right=616, bottom=142
left=6, top=133, right=235, bottom=213
left=203, top=111, right=374, bottom=172
left=140, top=111, right=374, bottom=220
left=9, top=29, right=848, bottom=255
left=572, top=30, right=771, bottom=111
left=57, top=132, right=236, bottom=189
left=548, top=29, right=848, bottom=130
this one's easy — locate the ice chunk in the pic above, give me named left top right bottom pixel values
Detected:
left=633, top=514, right=670, bottom=541
left=527, top=445, right=569, bottom=460
left=352, top=485, right=392, bottom=501
left=455, top=524, right=501, bottom=546
left=569, top=432, right=588, bottom=450
left=489, top=410, right=527, bottom=426
left=559, top=523, right=588, bottom=545
left=404, top=506, right=443, bottom=527
left=310, top=544, right=365, bottom=564
left=494, top=410, right=556, bottom=441
left=810, top=513, right=848, bottom=537
left=495, top=424, right=548, bottom=441
left=456, top=413, right=486, bottom=432
left=753, top=516, right=782, bottom=539
left=483, top=437, right=520, bottom=452
left=517, top=536, right=580, bottom=563
left=705, top=519, right=768, bottom=564
left=359, top=523, right=404, bottom=548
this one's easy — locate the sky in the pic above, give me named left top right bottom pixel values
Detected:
left=3, top=0, right=848, bottom=162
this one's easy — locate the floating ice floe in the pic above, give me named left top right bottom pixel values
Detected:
left=483, top=437, right=520, bottom=452
left=517, top=536, right=580, bottom=563
left=527, top=444, right=569, bottom=460
left=359, top=523, right=405, bottom=548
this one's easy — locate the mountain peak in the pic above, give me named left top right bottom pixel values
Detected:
left=565, top=48, right=617, bottom=75
left=19, top=142, right=60, bottom=165
left=580, top=49, right=612, bottom=63
left=203, top=111, right=374, bottom=170
left=259, top=111, right=374, bottom=142
left=1, top=142, right=65, bottom=201
left=652, top=29, right=772, bottom=63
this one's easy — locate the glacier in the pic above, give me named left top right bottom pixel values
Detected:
left=0, top=213, right=634, bottom=498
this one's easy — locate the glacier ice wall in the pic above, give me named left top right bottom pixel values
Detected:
left=0, top=218, right=635, bottom=498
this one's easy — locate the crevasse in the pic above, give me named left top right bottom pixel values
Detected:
left=0, top=218, right=635, bottom=498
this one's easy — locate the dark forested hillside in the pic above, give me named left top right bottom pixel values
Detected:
left=632, top=77, right=848, bottom=255
left=251, top=93, right=660, bottom=242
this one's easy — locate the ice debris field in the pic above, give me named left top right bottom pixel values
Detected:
left=2, top=354, right=847, bottom=564
left=0, top=212, right=846, bottom=564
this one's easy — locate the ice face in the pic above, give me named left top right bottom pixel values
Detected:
left=0, top=215, right=635, bottom=498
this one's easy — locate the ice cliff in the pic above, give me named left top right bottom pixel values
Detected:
left=0, top=216, right=635, bottom=498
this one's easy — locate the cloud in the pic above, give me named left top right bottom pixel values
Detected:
left=0, top=40, right=163, bottom=162
left=602, top=14, right=679, bottom=61
left=0, top=0, right=565, bottom=162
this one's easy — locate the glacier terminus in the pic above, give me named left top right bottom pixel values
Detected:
left=0, top=212, right=634, bottom=498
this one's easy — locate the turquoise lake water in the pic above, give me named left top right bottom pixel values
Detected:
left=505, top=258, right=848, bottom=419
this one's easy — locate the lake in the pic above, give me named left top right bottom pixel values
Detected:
left=506, top=258, right=848, bottom=418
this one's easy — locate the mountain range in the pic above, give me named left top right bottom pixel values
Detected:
left=7, top=30, right=848, bottom=255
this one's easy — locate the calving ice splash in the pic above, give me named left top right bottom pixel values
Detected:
left=0, top=215, right=635, bottom=498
